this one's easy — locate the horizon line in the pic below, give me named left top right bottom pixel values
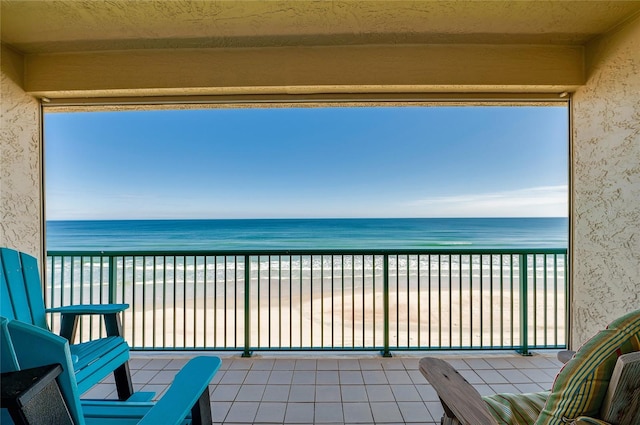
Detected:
left=46, top=216, right=569, bottom=222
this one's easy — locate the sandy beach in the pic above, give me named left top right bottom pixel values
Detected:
left=62, top=270, right=566, bottom=351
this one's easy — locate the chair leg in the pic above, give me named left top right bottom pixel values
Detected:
left=437, top=402, right=485, bottom=425
left=113, top=362, right=134, bottom=400
left=103, top=313, right=134, bottom=400
left=189, top=387, right=213, bottom=425
left=442, top=416, right=462, bottom=425
left=440, top=400, right=462, bottom=425
left=59, top=314, right=79, bottom=342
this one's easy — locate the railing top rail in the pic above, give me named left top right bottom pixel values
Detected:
left=47, top=248, right=568, bottom=257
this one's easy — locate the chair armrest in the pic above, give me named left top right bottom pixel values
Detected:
left=557, top=350, right=576, bottom=364
left=46, top=304, right=129, bottom=341
left=137, top=356, right=221, bottom=425
left=419, top=357, right=498, bottom=425
left=46, top=304, right=129, bottom=315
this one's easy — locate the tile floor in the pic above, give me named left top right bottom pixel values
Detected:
left=83, top=351, right=564, bottom=424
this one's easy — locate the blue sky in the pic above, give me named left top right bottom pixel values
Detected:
left=45, top=106, right=568, bottom=220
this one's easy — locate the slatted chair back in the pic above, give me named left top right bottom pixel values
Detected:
left=600, top=351, right=640, bottom=425
left=0, top=248, right=48, bottom=329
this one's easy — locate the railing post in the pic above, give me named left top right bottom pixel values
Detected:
left=517, top=253, right=531, bottom=356
left=381, top=254, right=392, bottom=357
left=242, top=255, right=252, bottom=357
left=108, top=255, right=117, bottom=304
left=564, top=253, right=570, bottom=349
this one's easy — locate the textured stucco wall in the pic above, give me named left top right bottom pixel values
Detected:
left=571, top=15, right=640, bottom=347
left=0, top=45, right=43, bottom=259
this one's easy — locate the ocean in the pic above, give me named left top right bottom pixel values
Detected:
left=45, top=217, right=569, bottom=350
left=46, top=217, right=568, bottom=251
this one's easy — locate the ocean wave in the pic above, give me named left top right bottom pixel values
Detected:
left=46, top=218, right=569, bottom=251
left=47, top=252, right=566, bottom=297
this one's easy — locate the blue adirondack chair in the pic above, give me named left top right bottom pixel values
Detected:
left=0, top=247, right=134, bottom=399
left=1, top=316, right=221, bottom=425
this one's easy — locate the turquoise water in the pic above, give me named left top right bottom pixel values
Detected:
left=46, top=218, right=568, bottom=251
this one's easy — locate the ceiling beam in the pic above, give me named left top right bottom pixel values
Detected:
left=1, top=44, right=26, bottom=88
left=26, top=44, right=584, bottom=98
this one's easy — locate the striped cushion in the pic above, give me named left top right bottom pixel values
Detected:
left=535, top=309, right=640, bottom=425
left=484, top=391, right=550, bottom=425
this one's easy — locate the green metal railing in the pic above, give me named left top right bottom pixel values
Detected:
left=46, top=249, right=568, bottom=356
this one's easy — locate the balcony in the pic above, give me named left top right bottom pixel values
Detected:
left=3, top=4, right=640, bottom=399
left=83, top=351, right=564, bottom=424
left=43, top=248, right=568, bottom=423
